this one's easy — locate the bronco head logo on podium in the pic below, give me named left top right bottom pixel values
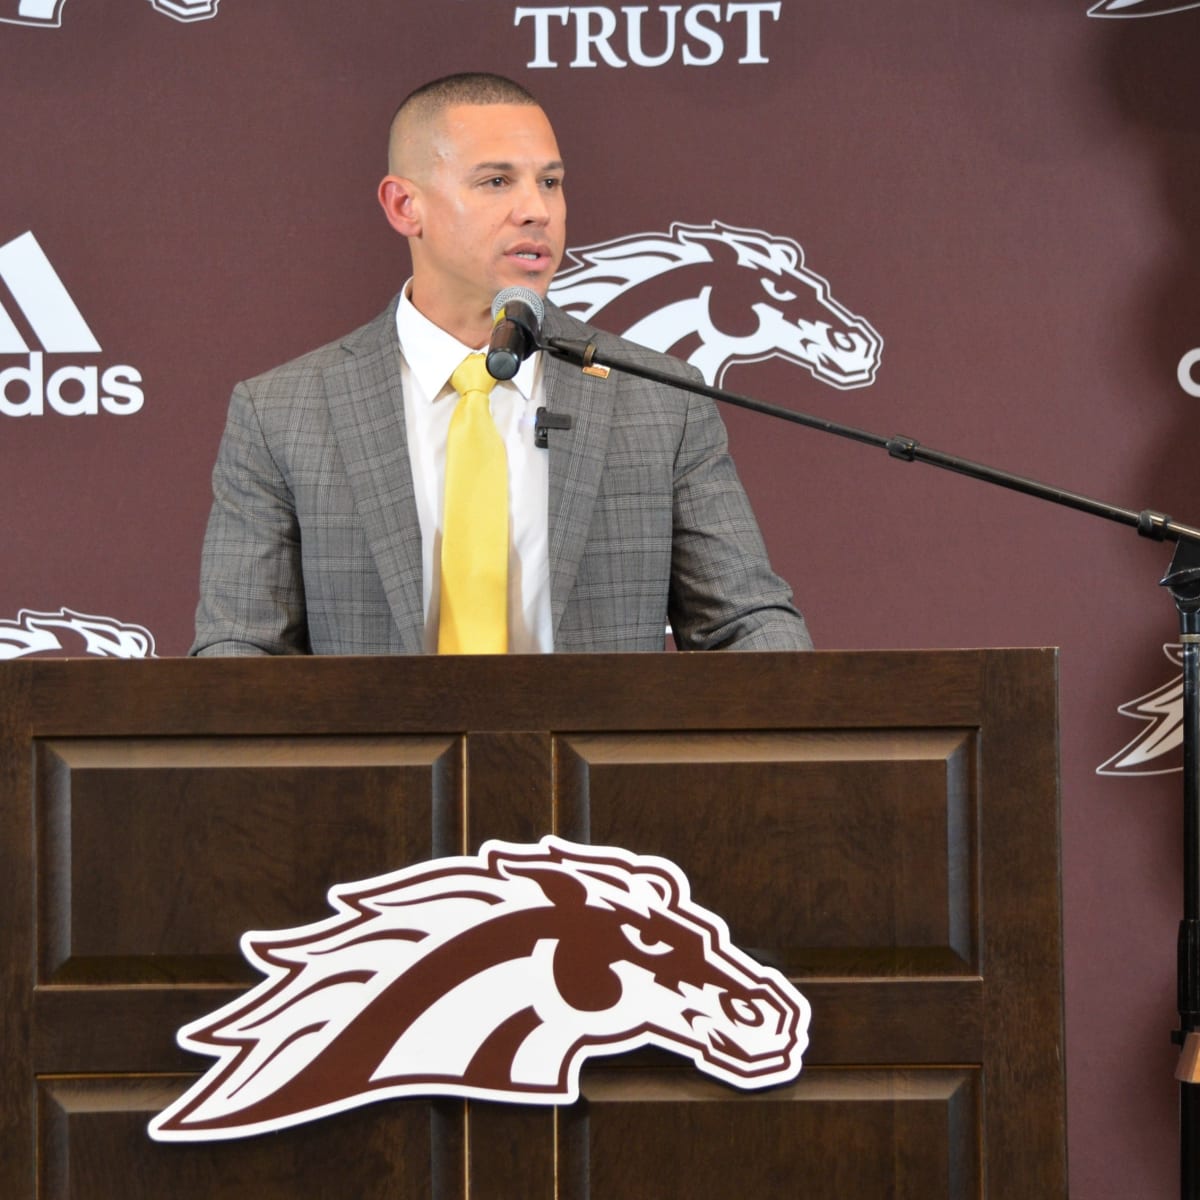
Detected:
left=150, top=836, right=811, bottom=1141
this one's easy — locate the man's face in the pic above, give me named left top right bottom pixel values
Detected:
left=404, top=103, right=566, bottom=339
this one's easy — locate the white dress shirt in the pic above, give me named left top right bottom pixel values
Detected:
left=395, top=287, right=553, bottom=653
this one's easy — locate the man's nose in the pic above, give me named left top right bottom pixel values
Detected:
left=512, top=179, right=551, bottom=224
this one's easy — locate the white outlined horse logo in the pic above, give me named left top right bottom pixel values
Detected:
left=150, top=836, right=811, bottom=1141
left=1087, top=1, right=1200, bottom=15
left=0, top=0, right=218, bottom=27
left=549, top=221, right=883, bottom=389
left=1098, top=644, right=1184, bottom=776
left=0, top=607, right=155, bottom=658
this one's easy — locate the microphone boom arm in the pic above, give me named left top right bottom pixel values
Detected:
left=543, top=334, right=1200, bottom=546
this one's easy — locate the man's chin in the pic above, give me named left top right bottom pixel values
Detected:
left=498, top=260, right=558, bottom=295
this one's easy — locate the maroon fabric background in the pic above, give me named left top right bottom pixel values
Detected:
left=4, top=2, right=1198, bottom=1193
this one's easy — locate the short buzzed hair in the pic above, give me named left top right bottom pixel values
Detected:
left=395, top=72, right=538, bottom=117
left=387, top=73, right=541, bottom=170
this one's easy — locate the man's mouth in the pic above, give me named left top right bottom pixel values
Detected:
left=507, top=245, right=552, bottom=268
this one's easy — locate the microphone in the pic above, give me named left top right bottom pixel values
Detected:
left=486, top=287, right=545, bottom=381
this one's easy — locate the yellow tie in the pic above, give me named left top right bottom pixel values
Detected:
left=438, top=354, right=508, bottom=654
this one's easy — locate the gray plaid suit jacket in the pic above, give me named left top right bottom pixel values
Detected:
left=190, top=297, right=811, bottom=655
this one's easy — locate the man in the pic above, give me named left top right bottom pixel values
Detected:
left=191, top=73, right=811, bottom=656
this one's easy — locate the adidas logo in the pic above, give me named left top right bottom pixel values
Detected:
left=0, top=231, right=143, bottom=417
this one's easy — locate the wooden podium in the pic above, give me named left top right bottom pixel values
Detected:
left=0, top=650, right=1067, bottom=1198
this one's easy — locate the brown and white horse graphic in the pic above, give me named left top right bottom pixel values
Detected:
left=0, top=606, right=155, bottom=658
left=0, top=0, right=218, bottom=27
left=1087, top=1, right=1200, bottom=16
left=1098, top=643, right=1185, bottom=776
left=150, top=837, right=811, bottom=1141
left=549, top=220, right=882, bottom=389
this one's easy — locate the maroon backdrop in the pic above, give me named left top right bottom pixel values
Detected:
left=4, top=2, right=1198, bottom=1194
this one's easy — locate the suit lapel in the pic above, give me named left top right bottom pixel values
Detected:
left=324, top=300, right=426, bottom=653
left=320, top=300, right=615, bottom=651
left=541, top=307, right=615, bottom=640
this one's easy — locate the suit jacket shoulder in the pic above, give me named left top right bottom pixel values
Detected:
left=192, top=297, right=425, bottom=656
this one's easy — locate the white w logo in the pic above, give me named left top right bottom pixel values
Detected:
left=549, top=220, right=882, bottom=389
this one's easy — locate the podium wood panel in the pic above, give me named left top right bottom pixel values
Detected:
left=0, top=651, right=1067, bottom=1198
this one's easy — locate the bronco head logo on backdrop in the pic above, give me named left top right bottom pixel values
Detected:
left=0, top=0, right=218, bottom=26
left=0, top=607, right=155, bottom=658
left=1098, top=643, right=1186, bottom=776
left=150, top=836, right=811, bottom=1141
left=548, top=221, right=883, bottom=390
left=1087, top=1, right=1200, bottom=14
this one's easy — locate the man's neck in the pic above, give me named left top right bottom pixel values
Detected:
left=406, top=282, right=491, bottom=350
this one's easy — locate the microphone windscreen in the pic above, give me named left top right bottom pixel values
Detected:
left=491, top=286, right=545, bottom=327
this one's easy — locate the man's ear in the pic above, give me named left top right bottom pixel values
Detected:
left=378, top=175, right=421, bottom=237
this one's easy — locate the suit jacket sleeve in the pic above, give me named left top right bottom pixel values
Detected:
left=191, top=378, right=310, bottom=657
left=664, top=368, right=812, bottom=652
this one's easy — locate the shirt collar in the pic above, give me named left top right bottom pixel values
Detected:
left=395, top=281, right=540, bottom=401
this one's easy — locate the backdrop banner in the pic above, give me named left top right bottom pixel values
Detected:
left=3, top=3, right=1198, bottom=1194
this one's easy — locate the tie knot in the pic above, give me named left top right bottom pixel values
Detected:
left=451, top=353, right=497, bottom=400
